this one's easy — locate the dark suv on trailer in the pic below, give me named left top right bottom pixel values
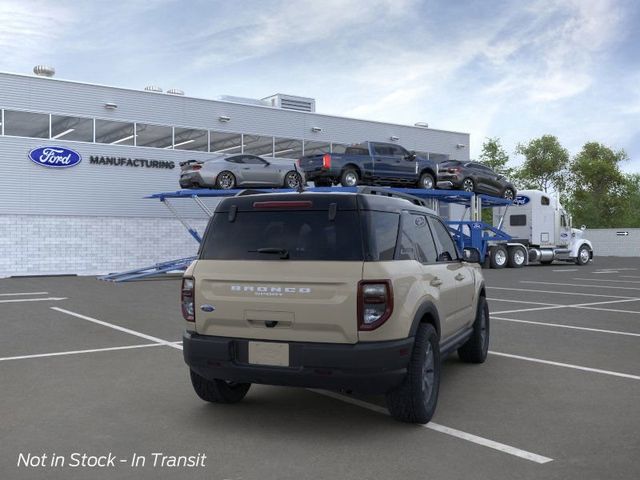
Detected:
left=437, top=161, right=516, bottom=199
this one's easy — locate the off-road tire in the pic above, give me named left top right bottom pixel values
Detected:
left=576, top=245, right=591, bottom=266
left=507, top=246, right=526, bottom=268
left=418, top=172, right=435, bottom=190
left=489, top=245, right=508, bottom=269
left=340, top=168, right=359, bottom=187
left=386, top=324, right=440, bottom=424
left=215, top=171, right=236, bottom=190
left=458, top=296, right=490, bottom=363
left=189, top=370, right=251, bottom=403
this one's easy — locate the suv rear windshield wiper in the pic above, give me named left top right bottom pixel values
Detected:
left=249, top=248, right=290, bottom=259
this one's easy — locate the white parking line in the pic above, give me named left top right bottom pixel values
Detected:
left=0, top=292, right=49, bottom=296
left=573, top=278, right=640, bottom=284
left=621, top=275, right=640, bottom=279
left=310, top=389, right=553, bottom=464
left=521, top=281, right=640, bottom=291
left=0, top=297, right=67, bottom=304
left=0, top=343, right=163, bottom=362
left=552, top=269, right=578, bottom=272
left=489, top=351, right=640, bottom=381
left=491, top=298, right=640, bottom=315
left=487, top=298, right=559, bottom=306
left=492, top=316, right=640, bottom=338
left=51, top=307, right=183, bottom=350
left=488, top=286, right=638, bottom=300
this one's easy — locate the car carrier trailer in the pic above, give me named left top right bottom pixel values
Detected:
left=99, top=186, right=592, bottom=281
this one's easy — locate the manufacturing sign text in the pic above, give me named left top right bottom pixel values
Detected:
left=89, top=156, right=175, bottom=169
left=29, top=147, right=82, bottom=168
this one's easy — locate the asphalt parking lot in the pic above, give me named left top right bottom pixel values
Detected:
left=1, top=257, right=639, bottom=480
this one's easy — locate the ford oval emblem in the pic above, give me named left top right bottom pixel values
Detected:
left=200, top=304, right=215, bottom=312
left=28, top=146, right=82, bottom=169
left=513, top=195, right=530, bottom=206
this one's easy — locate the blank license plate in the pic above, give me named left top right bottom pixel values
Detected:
left=248, top=341, right=289, bottom=367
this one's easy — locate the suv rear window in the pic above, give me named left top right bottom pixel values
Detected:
left=200, top=211, right=364, bottom=261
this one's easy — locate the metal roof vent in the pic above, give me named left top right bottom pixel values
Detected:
left=167, top=88, right=185, bottom=96
left=261, top=94, right=316, bottom=112
left=144, top=85, right=163, bottom=93
left=33, top=65, right=55, bottom=77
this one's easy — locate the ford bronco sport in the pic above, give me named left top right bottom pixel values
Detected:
left=182, top=188, right=489, bottom=423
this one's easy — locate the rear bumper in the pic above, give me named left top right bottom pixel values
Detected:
left=183, top=331, right=413, bottom=393
left=179, top=172, right=207, bottom=188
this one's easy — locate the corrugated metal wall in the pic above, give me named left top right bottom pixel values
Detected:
left=586, top=228, right=640, bottom=257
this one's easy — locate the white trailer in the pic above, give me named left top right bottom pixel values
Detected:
left=490, top=189, right=593, bottom=268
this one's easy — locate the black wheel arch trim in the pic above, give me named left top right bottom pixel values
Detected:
left=409, top=301, right=441, bottom=339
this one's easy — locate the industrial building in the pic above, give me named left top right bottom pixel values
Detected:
left=0, top=68, right=470, bottom=277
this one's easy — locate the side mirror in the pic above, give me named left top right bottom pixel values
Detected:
left=581, top=225, right=586, bottom=231
left=463, top=247, right=481, bottom=263
left=405, top=152, right=417, bottom=161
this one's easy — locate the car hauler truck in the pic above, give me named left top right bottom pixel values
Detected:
left=489, top=189, right=593, bottom=268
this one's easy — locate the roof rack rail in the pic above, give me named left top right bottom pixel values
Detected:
left=356, top=186, right=429, bottom=207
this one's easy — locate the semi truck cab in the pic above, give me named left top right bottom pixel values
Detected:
left=493, top=189, right=593, bottom=266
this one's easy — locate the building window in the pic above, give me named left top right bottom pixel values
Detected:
left=51, top=115, right=93, bottom=142
left=173, top=127, right=208, bottom=151
left=303, top=140, right=330, bottom=156
left=273, top=137, right=303, bottom=159
left=4, top=110, right=49, bottom=138
left=135, top=123, right=173, bottom=149
left=210, top=131, right=243, bottom=154
left=95, top=119, right=135, bottom=145
left=244, top=134, right=274, bottom=156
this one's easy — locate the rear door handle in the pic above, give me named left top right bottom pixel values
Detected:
left=455, top=273, right=465, bottom=281
left=430, top=277, right=443, bottom=287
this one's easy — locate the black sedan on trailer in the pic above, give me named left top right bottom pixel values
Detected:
left=436, top=161, right=516, bottom=199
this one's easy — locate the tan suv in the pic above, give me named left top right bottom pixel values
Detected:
left=182, top=188, right=489, bottom=423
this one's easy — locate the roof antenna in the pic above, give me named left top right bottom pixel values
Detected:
left=293, top=161, right=305, bottom=193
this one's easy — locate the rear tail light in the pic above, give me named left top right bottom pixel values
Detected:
left=322, top=154, right=331, bottom=169
left=181, top=277, right=195, bottom=322
left=253, top=200, right=313, bottom=209
left=192, top=164, right=202, bottom=170
left=358, top=280, right=393, bottom=331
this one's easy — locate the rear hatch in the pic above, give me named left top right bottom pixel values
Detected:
left=193, top=194, right=363, bottom=344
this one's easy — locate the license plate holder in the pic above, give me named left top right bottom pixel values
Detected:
left=248, top=341, right=289, bottom=367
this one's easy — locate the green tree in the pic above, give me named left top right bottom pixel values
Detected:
left=515, top=135, right=569, bottom=193
left=566, top=142, right=630, bottom=228
left=478, top=137, right=514, bottom=177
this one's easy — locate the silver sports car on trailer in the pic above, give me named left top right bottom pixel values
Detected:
left=179, top=154, right=304, bottom=189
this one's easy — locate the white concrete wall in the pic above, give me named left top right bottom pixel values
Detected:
left=586, top=228, right=640, bottom=257
left=0, top=215, right=207, bottom=277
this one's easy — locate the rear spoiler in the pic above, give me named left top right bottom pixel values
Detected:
left=179, top=159, right=202, bottom=167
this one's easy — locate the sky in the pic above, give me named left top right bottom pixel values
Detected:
left=1, top=0, right=639, bottom=172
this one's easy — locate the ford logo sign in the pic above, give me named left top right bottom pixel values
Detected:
left=200, top=304, right=215, bottom=312
left=28, top=146, right=82, bottom=168
left=513, top=195, right=530, bottom=206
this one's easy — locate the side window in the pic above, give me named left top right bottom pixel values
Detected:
left=541, top=196, right=550, bottom=206
left=363, top=211, right=400, bottom=261
left=226, top=156, right=242, bottom=164
left=243, top=155, right=266, bottom=165
left=561, top=215, right=567, bottom=227
left=428, top=217, right=459, bottom=262
left=396, top=213, right=438, bottom=263
left=390, top=145, right=408, bottom=157
left=510, top=214, right=527, bottom=226
left=373, top=144, right=393, bottom=156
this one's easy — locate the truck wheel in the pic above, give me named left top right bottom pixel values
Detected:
left=576, top=245, right=591, bottom=265
left=489, top=245, right=508, bottom=269
left=386, top=323, right=440, bottom=424
left=507, top=246, right=526, bottom=268
left=215, top=171, right=236, bottom=190
left=418, top=172, right=435, bottom=190
left=458, top=296, right=490, bottom=363
left=340, top=168, right=359, bottom=187
left=189, top=370, right=251, bottom=403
